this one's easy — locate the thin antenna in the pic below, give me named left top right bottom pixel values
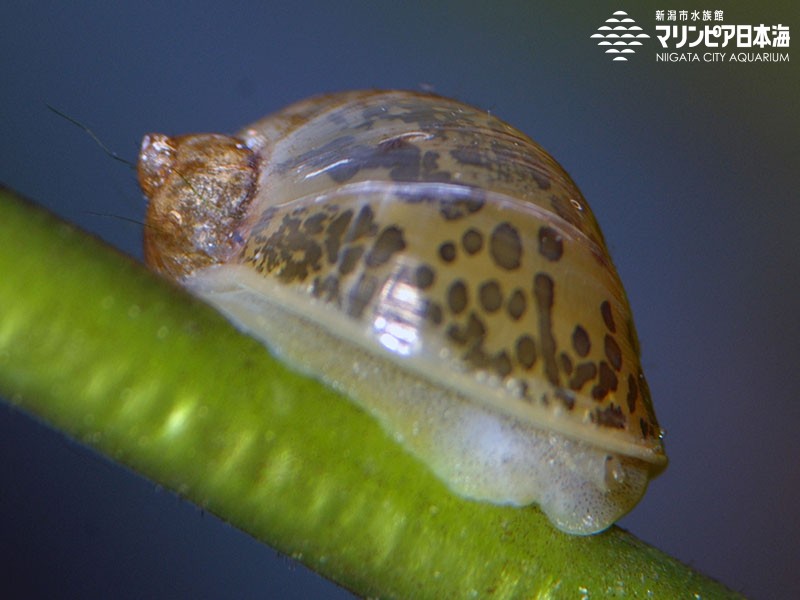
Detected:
left=84, top=210, right=170, bottom=237
left=46, top=104, right=135, bottom=169
left=84, top=211, right=146, bottom=227
left=49, top=105, right=209, bottom=218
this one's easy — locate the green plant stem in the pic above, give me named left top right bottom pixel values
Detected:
left=0, top=186, right=740, bottom=598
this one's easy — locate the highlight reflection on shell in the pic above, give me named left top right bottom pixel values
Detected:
left=138, top=90, right=667, bottom=535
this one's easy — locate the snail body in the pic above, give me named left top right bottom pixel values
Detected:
left=138, top=90, right=666, bottom=535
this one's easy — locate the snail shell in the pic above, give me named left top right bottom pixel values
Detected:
left=138, top=90, right=667, bottom=535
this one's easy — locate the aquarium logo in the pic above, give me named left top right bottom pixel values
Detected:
left=591, top=10, right=651, bottom=61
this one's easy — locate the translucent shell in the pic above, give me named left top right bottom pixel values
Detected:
left=138, top=90, right=667, bottom=535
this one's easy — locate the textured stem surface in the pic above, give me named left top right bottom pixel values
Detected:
left=0, top=187, right=740, bottom=598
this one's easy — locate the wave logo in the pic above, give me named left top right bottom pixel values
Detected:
left=591, top=10, right=650, bottom=61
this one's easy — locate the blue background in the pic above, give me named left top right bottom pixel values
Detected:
left=1, top=1, right=798, bottom=598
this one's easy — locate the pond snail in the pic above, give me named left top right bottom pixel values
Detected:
left=137, top=90, right=667, bottom=535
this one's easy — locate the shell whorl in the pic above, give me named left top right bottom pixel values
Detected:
left=139, top=91, right=666, bottom=534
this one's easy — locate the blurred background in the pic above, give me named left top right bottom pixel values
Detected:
left=1, top=1, right=797, bottom=597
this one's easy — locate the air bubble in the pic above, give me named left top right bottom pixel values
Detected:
left=605, top=455, right=626, bottom=487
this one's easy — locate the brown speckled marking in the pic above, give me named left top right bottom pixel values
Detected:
left=325, top=210, right=353, bottom=263
left=478, top=280, right=503, bottom=313
left=640, top=416, right=656, bottom=439
left=533, top=273, right=559, bottom=386
left=462, top=228, right=483, bottom=254
left=414, top=264, right=435, bottom=289
left=555, top=389, right=576, bottom=411
left=463, top=344, right=489, bottom=370
left=559, top=352, right=573, bottom=376
left=571, top=326, right=590, bottom=358
left=346, top=274, right=379, bottom=318
left=569, top=363, right=597, bottom=391
left=312, top=274, right=339, bottom=303
left=489, top=223, right=522, bottom=270
left=438, top=196, right=484, bottom=221
left=424, top=300, right=444, bottom=325
left=538, top=226, right=564, bottom=262
left=592, top=361, right=618, bottom=401
left=447, top=312, right=486, bottom=347
left=438, top=241, right=456, bottom=263
left=515, top=335, right=537, bottom=369
left=494, top=351, right=512, bottom=377
left=338, top=245, right=364, bottom=275
left=506, top=289, right=526, bottom=321
left=251, top=213, right=325, bottom=282
left=601, top=300, right=616, bottom=333
left=366, top=226, right=406, bottom=267
left=303, top=212, right=326, bottom=234
left=626, top=373, right=638, bottom=413
left=593, top=404, right=626, bottom=429
left=447, top=280, right=468, bottom=315
left=351, top=205, right=378, bottom=238
left=449, top=141, right=552, bottom=192
left=605, top=334, right=623, bottom=371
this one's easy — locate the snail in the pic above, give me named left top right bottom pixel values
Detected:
left=137, top=90, right=667, bottom=535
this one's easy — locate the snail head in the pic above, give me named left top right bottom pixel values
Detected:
left=138, top=133, right=258, bottom=280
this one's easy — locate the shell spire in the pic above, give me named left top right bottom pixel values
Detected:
left=138, top=132, right=259, bottom=279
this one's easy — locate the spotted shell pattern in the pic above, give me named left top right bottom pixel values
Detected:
left=138, top=90, right=667, bottom=535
